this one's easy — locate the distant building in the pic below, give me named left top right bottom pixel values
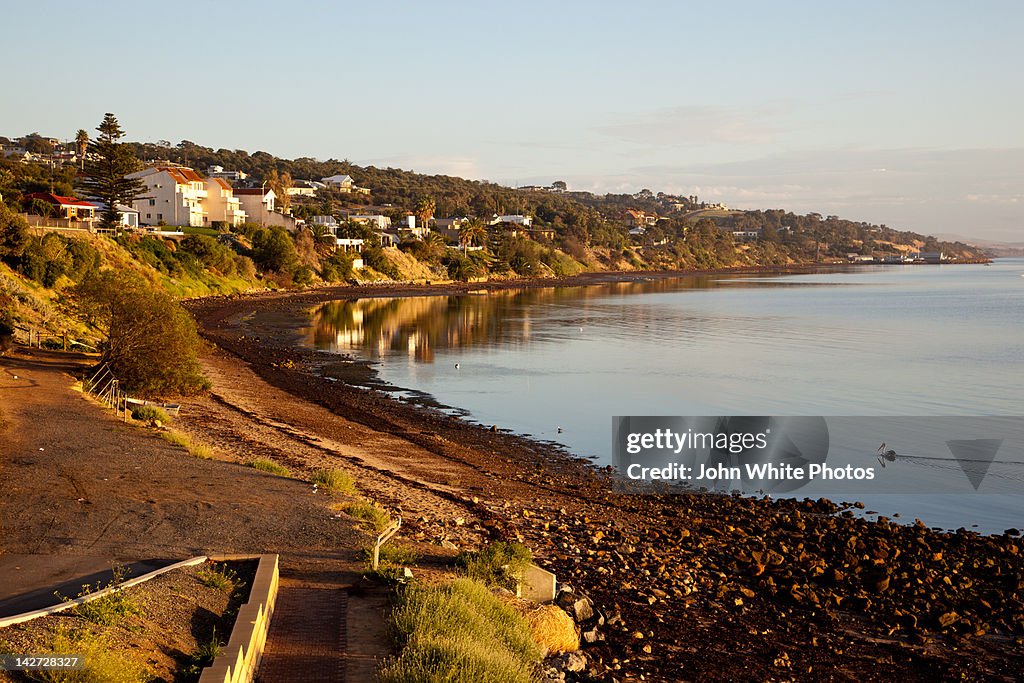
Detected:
left=321, top=174, right=354, bottom=190
left=286, top=180, right=322, bottom=197
left=920, top=251, right=945, bottom=264
left=491, top=214, right=533, bottom=227
left=311, top=215, right=338, bottom=227
left=731, top=229, right=761, bottom=242
left=348, top=214, right=392, bottom=231
left=626, top=210, right=658, bottom=227
left=206, top=165, right=248, bottom=182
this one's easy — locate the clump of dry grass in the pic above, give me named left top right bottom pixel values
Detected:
left=161, top=430, right=213, bottom=459
left=519, top=603, right=579, bottom=654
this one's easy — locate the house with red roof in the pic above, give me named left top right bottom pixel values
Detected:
left=24, top=192, right=97, bottom=221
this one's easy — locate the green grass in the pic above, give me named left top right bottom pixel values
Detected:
left=342, top=501, right=393, bottom=532
left=196, top=563, right=237, bottom=593
left=161, top=430, right=214, bottom=459
left=249, top=458, right=291, bottom=476
left=22, top=626, right=149, bottom=683
left=312, top=467, right=356, bottom=494
left=457, top=541, right=533, bottom=591
left=361, top=542, right=419, bottom=568
left=62, top=567, right=143, bottom=627
left=379, top=578, right=541, bottom=683
left=180, top=226, right=220, bottom=237
left=130, top=405, right=169, bottom=424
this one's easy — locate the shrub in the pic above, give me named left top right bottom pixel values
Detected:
left=379, top=578, right=541, bottom=683
left=196, top=564, right=237, bottom=593
left=342, top=501, right=392, bottom=532
left=130, top=405, right=169, bottom=424
left=361, top=542, right=419, bottom=568
left=363, top=246, right=401, bottom=279
left=26, top=626, right=149, bottom=683
left=249, top=459, right=290, bottom=476
left=74, top=271, right=209, bottom=396
left=312, top=468, right=356, bottom=494
left=67, top=566, right=143, bottom=627
left=457, top=541, right=533, bottom=591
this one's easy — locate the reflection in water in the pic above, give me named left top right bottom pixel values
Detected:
left=308, top=275, right=799, bottom=362
left=301, top=262, right=1024, bottom=531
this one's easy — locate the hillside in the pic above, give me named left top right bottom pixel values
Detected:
left=120, top=140, right=984, bottom=263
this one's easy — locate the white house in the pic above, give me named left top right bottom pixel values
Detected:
left=204, top=177, right=247, bottom=226
left=335, top=237, right=365, bottom=253
left=233, top=187, right=299, bottom=231
left=311, top=215, right=338, bottom=227
left=86, top=201, right=139, bottom=230
left=286, top=180, right=321, bottom=197
left=321, top=174, right=354, bottom=191
left=207, top=165, right=248, bottom=181
left=348, top=214, right=392, bottom=231
left=128, top=166, right=208, bottom=227
left=491, top=214, right=533, bottom=227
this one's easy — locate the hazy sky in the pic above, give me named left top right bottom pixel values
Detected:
left=2, top=1, right=1022, bottom=241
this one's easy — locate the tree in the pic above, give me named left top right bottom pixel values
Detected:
left=266, top=169, right=294, bottom=213
left=459, top=219, right=487, bottom=253
left=251, top=226, right=299, bottom=273
left=415, top=196, right=436, bottom=231
left=74, top=271, right=208, bottom=396
left=0, top=201, right=29, bottom=264
left=74, top=129, right=89, bottom=169
left=81, top=113, right=148, bottom=230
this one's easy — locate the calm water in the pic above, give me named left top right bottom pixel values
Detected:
left=305, top=260, right=1024, bottom=532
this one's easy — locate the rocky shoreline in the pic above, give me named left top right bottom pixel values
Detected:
left=188, top=273, right=1023, bottom=682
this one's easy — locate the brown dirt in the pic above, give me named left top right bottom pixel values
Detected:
left=181, top=281, right=1024, bottom=683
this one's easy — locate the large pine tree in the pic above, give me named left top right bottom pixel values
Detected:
left=82, top=113, right=147, bottom=230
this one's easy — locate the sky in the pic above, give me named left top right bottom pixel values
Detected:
left=2, top=0, right=1022, bottom=241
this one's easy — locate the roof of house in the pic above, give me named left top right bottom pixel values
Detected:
left=25, top=192, right=96, bottom=209
left=154, top=166, right=203, bottom=183
left=321, top=174, right=353, bottom=183
left=209, top=177, right=232, bottom=190
left=86, top=201, right=139, bottom=214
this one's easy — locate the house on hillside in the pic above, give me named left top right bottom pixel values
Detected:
left=731, top=229, right=761, bottom=242
left=490, top=214, right=533, bottom=227
left=321, top=174, right=354, bottom=191
left=204, top=177, right=247, bottom=226
left=206, top=165, right=248, bottom=182
left=128, top=166, right=208, bottom=227
left=234, top=187, right=298, bottom=230
left=347, top=214, right=392, bottom=231
left=24, top=192, right=97, bottom=221
left=286, top=180, right=323, bottom=197
left=626, top=210, right=658, bottom=227
left=85, top=201, right=139, bottom=230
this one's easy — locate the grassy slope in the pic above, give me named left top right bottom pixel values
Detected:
left=1, top=233, right=264, bottom=343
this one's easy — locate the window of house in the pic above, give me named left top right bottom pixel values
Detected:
left=157, top=213, right=163, bottom=220
left=149, top=199, right=156, bottom=206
